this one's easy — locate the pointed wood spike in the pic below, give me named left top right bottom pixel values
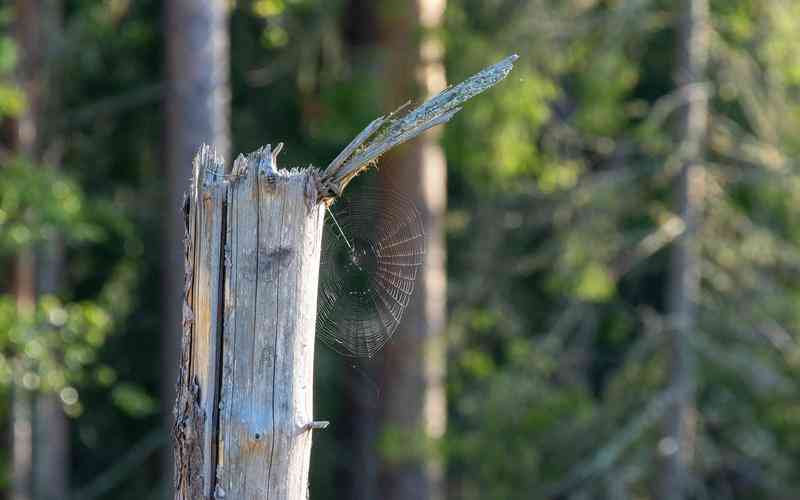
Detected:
left=319, top=54, right=518, bottom=200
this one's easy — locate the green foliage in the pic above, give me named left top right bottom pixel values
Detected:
left=0, top=17, right=24, bottom=119
left=0, top=2, right=166, bottom=495
left=0, top=295, right=111, bottom=415
left=378, top=424, right=440, bottom=466
left=450, top=344, right=597, bottom=499
left=110, top=382, right=158, bottom=418
left=443, top=0, right=800, bottom=497
left=0, top=84, right=25, bottom=119
left=574, top=51, right=639, bottom=136
left=444, top=59, right=557, bottom=189
left=0, top=157, right=99, bottom=255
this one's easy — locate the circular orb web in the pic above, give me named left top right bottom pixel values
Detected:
left=317, top=188, right=425, bottom=358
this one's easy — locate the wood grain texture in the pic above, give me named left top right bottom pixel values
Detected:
left=216, top=149, right=325, bottom=499
left=174, top=145, right=227, bottom=499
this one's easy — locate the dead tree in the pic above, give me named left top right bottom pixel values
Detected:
left=172, top=55, right=517, bottom=500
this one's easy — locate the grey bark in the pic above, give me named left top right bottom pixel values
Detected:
left=164, top=0, right=230, bottom=490
left=34, top=396, right=69, bottom=500
left=12, top=1, right=69, bottom=499
left=659, top=0, right=709, bottom=499
left=12, top=388, right=33, bottom=500
left=172, top=57, right=515, bottom=500
left=376, top=1, right=447, bottom=499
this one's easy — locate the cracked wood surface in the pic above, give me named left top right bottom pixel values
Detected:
left=216, top=149, right=324, bottom=499
left=174, top=145, right=227, bottom=499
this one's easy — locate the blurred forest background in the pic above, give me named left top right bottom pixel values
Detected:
left=2, top=0, right=800, bottom=499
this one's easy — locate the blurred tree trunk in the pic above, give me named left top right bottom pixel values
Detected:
left=660, top=0, right=708, bottom=499
left=339, top=3, right=379, bottom=500
left=377, top=1, right=448, bottom=499
left=12, top=1, right=69, bottom=499
left=163, top=0, right=230, bottom=491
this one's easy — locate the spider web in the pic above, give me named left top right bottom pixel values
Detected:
left=317, top=188, right=425, bottom=358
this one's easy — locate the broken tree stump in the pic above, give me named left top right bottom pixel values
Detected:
left=172, top=55, right=517, bottom=500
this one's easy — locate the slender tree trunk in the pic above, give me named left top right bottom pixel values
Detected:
left=164, top=0, right=230, bottom=491
left=33, top=396, right=68, bottom=500
left=12, top=1, right=68, bottom=498
left=377, top=1, right=448, bottom=499
left=33, top=250, right=68, bottom=500
left=340, top=3, right=381, bottom=500
left=11, top=252, right=35, bottom=500
left=660, top=1, right=708, bottom=499
left=11, top=386, right=33, bottom=500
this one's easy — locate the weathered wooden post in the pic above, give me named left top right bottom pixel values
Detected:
left=172, top=55, right=517, bottom=500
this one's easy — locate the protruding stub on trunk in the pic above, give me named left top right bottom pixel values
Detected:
left=305, top=421, right=330, bottom=431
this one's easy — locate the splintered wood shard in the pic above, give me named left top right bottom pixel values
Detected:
left=322, top=116, right=386, bottom=179
left=319, top=54, right=518, bottom=201
left=174, top=144, right=226, bottom=500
